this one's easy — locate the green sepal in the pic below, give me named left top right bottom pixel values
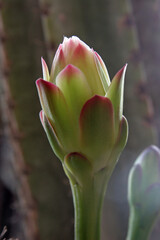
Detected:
left=39, top=111, right=65, bottom=161
left=94, top=51, right=110, bottom=93
left=41, top=57, right=50, bottom=81
left=115, top=116, right=128, bottom=152
left=106, top=64, right=127, bottom=134
left=79, top=95, right=115, bottom=170
left=36, top=78, right=77, bottom=151
left=64, top=152, right=92, bottom=186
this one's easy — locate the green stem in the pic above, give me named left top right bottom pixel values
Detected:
left=72, top=183, right=100, bottom=240
left=69, top=167, right=110, bottom=240
left=63, top=151, right=121, bottom=240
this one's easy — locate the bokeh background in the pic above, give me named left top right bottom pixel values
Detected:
left=0, top=0, right=160, bottom=239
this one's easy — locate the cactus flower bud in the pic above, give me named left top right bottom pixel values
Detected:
left=127, top=145, right=160, bottom=240
left=36, top=36, right=128, bottom=240
left=36, top=36, right=128, bottom=170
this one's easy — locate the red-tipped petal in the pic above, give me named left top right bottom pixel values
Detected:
left=56, top=64, right=92, bottom=124
left=50, top=46, right=66, bottom=83
left=79, top=95, right=115, bottom=168
left=36, top=78, right=64, bottom=124
left=36, top=78, right=74, bottom=150
left=57, top=64, right=81, bottom=79
left=36, top=78, right=60, bottom=101
left=72, top=43, right=88, bottom=59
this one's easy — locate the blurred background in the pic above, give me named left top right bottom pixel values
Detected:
left=0, top=0, right=160, bottom=239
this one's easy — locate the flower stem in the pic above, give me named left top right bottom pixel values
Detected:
left=70, top=167, right=110, bottom=240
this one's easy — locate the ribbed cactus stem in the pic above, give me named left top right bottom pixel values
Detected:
left=39, top=0, right=57, bottom=61
left=1, top=1, right=74, bottom=239
left=0, top=11, right=38, bottom=240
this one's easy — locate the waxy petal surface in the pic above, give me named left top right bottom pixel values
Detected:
left=51, top=36, right=105, bottom=95
left=70, top=44, right=105, bottom=95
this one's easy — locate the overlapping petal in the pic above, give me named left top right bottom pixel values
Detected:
left=40, top=110, right=65, bottom=160
left=79, top=95, right=115, bottom=170
left=36, top=78, right=77, bottom=151
left=51, top=36, right=106, bottom=96
left=36, top=36, right=128, bottom=171
left=94, top=51, right=110, bottom=92
left=56, top=64, right=92, bottom=124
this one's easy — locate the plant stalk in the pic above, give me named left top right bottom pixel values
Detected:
left=69, top=167, right=111, bottom=240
